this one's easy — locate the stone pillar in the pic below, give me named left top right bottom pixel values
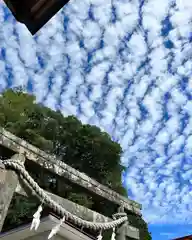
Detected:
left=116, top=221, right=127, bottom=240
left=116, top=206, right=126, bottom=240
left=116, top=206, right=140, bottom=240
left=0, top=154, right=25, bottom=232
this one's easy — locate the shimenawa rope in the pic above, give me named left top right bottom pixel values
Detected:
left=2, top=159, right=128, bottom=239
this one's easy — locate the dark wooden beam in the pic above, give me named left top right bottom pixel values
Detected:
left=3, top=0, right=70, bottom=35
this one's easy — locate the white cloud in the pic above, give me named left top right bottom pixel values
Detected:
left=1, top=0, right=192, bottom=227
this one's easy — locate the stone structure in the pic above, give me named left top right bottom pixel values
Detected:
left=3, top=0, right=70, bottom=35
left=0, top=127, right=141, bottom=240
left=0, top=154, right=25, bottom=231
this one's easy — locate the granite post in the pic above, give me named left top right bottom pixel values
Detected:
left=116, top=206, right=127, bottom=240
left=116, top=206, right=140, bottom=240
left=0, top=153, right=25, bottom=232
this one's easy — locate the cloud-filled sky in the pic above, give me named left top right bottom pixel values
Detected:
left=0, top=0, right=192, bottom=239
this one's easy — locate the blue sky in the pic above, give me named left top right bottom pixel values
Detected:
left=0, top=0, right=192, bottom=239
left=149, top=224, right=192, bottom=240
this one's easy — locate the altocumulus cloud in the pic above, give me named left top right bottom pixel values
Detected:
left=0, top=0, right=192, bottom=228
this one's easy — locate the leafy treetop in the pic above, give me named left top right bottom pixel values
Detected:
left=0, top=88, right=126, bottom=194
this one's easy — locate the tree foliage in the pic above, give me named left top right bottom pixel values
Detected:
left=0, top=88, right=125, bottom=192
left=0, top=88, right=151, bottom=239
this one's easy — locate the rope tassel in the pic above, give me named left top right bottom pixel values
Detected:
left=30, top=205, right=43, bottom=231
left=97, top=230, right=103, bottom=240
left=111, top=228, right=116, bottom=240
left=48, top=216, right=65, bottom=239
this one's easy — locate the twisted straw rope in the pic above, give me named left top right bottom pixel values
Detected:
left=3, top=160, right=128, bottom=231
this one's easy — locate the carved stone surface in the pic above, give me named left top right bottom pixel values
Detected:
left=0, top=154, right=25, bottom=232
left=0, top=127, right=141, bottom=215
left=126, top=225, right=140, bottom=240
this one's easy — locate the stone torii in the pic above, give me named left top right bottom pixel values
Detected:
left=0, top=127, right=141, bottom=240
